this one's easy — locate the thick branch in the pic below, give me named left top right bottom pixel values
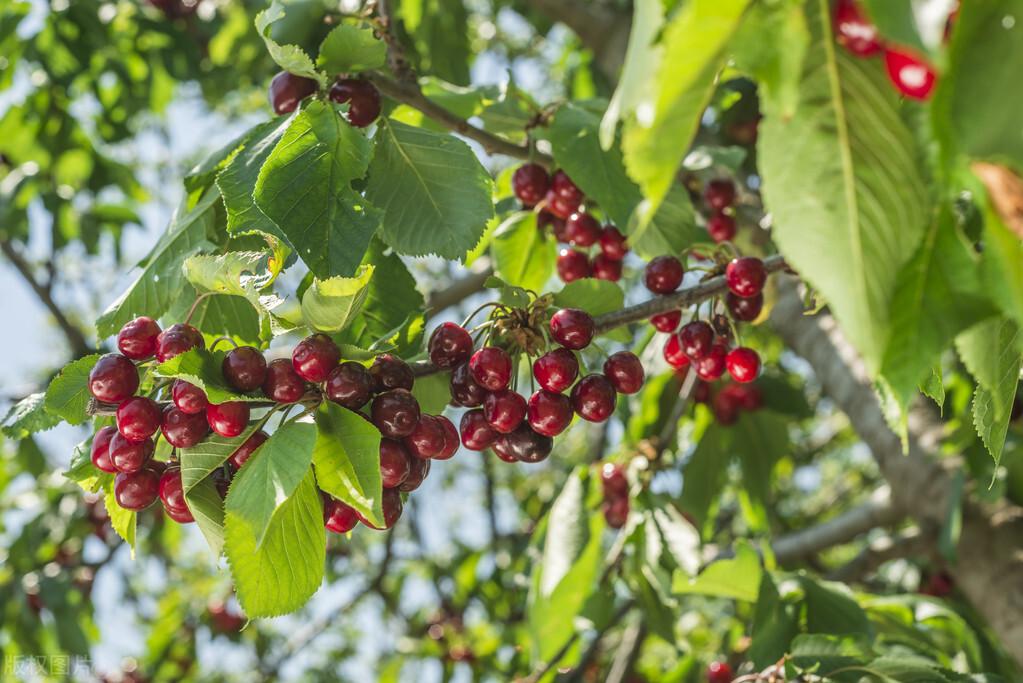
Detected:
left=425, top=261, right=494, bottom=317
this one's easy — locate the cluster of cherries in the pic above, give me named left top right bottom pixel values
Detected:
left=268, top=70, right=382, bottom=126
left=511, top=164, right=629, bottom=284
left=598, top=463, right=630, bottom=529
left=702, top=178, right=739, bottom=244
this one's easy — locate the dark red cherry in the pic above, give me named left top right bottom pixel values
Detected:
left=644, top=256, right=684, bottom=294
left=592, top=254, right=622, bottom=282
left=693, top=378, right=712, bottom=403
left=707, top=212, right=736, bottom=243
left=532, top=348, right=579, bottom=393
left=155, top=324, right=205, bottom=363
left=329, top=78, right=382, bottom=127
left=91, top=426, right=119, bottom=473
left=694, top=342, right=728, bottom=382
left=491, top=437, right=520, bottom=463
left=158, top=467, right=193, bottom=523
left=324, top=496, right=359, bottom=533
left=379, top=439, right=412, bottom=488
left=109, top=432, right=155, bottom=474
left=663, top=334, right=690, bottom=369
left=704, top=179, right=736, bottom=211
left=433, top=415, right=460, bottom=461
left=884, top=47, right=937, bottom=100
left=171, top=380, right=208, bottom=415
left=292, top=334, right=340, bottom=384
left=325, top=361, right=373, bottom=409
left=269, top=71, right=317, bottom=115
left=603, top=351, right=644, bottom=394
left=544, top=188, right=581, bottom=220
left=404, top=414, right=446, bottom=459
left=565, top=211, right=601, bottom=247
left=726, top=292, right=763, bottom=322
left=557, top=248, right=591, bottom=283
left=733, top=383, right=762, bottom=411
left=539, top=210, right=569, bottom=241
left=399, top=457, right=431, bottom=492
left=712, top=386, right=742, bottom=426
left=570, top=374, right=617, bottom=422
left=360, top=488, right=403, bottom=530
left=114, top=466, right=161, bottom=511
left=165, top=500, right=195, bottom=524
left=707, top=661, right=734, bottom=683
left=263, top=358, right=307, bottom=403
left=116, top=396, right=162, bottom=442
left=599, top=226, right=628, bottom=260
left=459, top=409, right=498, bottom=451
left=600, top=462, right=628, bottom=498
left=206, top=402, right=250, bottom=438
left=161, top=406, right=210, bottom=448
left=679, top=321, right=714, bottom=361
left=494, top=424, right=553, bottom=463
left=834, top=0, right=882, bottom=57
left=651, top=310, right=682, bottom=333
left=117, top=317, right=161, bottom=360
left=551, top=170, right=583, bottom=204
left=469, top=347, right=513, bottom=392
left=725, top=347, right=761, bottom=383
left=428, top=322, right=474, bottom=368
left=550, top=308, right=595, bottom=350
left=222, top=346, right=267, bottom=392
left=602, top=497, right=629, bottom=529
left=371, top=389, right=421, bottom=438
left=725, top=257, right=767, bottom=298
left=526, top=390, right=573, bottom=437
left=89, top=354, right=139, bottom=404
left=450, top=361, right=487, bottom=407
left=228, top=430, right=269, bottom=470
left=369, top=354, right=415, bottom=392
left=512, top=163, right=550, bottom=206
left=483, top=390, right=528, bottom=434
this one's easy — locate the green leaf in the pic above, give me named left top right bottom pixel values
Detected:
left=678, top=419, right=731, bottom=531
left=225, top=420, right=317, bottom=547
left=920, top=365, right=945, bottom=410
left=300, top=265, right=375, bottom=333
left=255, top=100, right=378, bottom=279
left=217, top=118, right=292, bottom=243
left=155, top=349, right=265, bottom=405
left=96, top=190, right=219, bottom=338
left=184, top=477, right=226, bottom=559
left=491, top=212, right=555, bottom=293
left=553, top=279, right=624, bottom=318
left=225, top=468, right=325, bottom=618
left=65, top=434, right=106, bottom=493
left=254, top=1, right=327, bottom=87
left=788, top=634, right=872, bottom=675
left=859, top=0, right=927, bottom=55
left=311, top=402, right=384, bottom=528
left=750, top=574, right=799, bottom=669
left=2, top=392, right=61, bottom=438
left=182, top=249, right=281, bottom=301
left=957, top=318, right=1022, bottom=465
left=317, top=23, right=386, bottom=73
left=672, top=541, right=762, bottom=602
left=731, top=411, right=789, bottom=531
left=538, top=469, right=590, bottom=596
left=731, top=0, right=809, bottom=119
left=411, top=371, right=452, bottom=416
left=103, top=477, right=137, bottom=556
left=978, top=184, right=1023, bottom=327
left=758, top=0, right=929, bottom=375
left=43, top=355, right=100, bottom=425
left=800, top=577, right=871, bottom=636
left=627, top=185, right=699, bottom=261
left=179, top=431, right=256, bottom=493
left=366, top=118, right=494, bottom=259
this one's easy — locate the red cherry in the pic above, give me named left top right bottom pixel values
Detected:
left=679, top=321, right=715, bottom=361
left=325, top=361, right=373, bottom=409
left=469, top=347, right=513, bottom=392
left=324, top=496, right=359, bottom=533
left=155, top=323, right=204, bottom=363
left=371, top=389, right=421, bottom=438
left=650, top=310, right=682, bottom=333
left=433, top=415, right=459, bottom=461
left=222, top=346, right=267, bottom=392
left=171, top=380, right=208, bottom=415
left=884, top=47, right=937, bottom=100
left=602, top=497, right=630, bottom=528
left=544, top=189, right=581, bottom=219
left=263, top=358, right=307, bottom=403
left=551, top=170, right=583, bottom=204
left=570, top=374, right=617, bottom=422
left=556, top=248, right=591, bottom=283
left=91, top=426, right=119, bottom=473
left=109, top=432, right=155, bottom=474
left=117, top=317, right=161, bottom=360
left=450, top=361, right=488, bottom=407
left=491, top=437, right=520, bottom=463
left=483, top=389, right=528, bottom=434
left=114, top=466, right=161, bottom=511
left=158, top=467, right=193, bottom=523
left=494, top=424, right=553, bottom=463
left=693, top=379, right=712, bottom=403
left=565, top=212, right=601, bottom=247
left=512, top=163, right=551, bottom=206
left=206, top=402, right=250, bottom=438
left=707, top=661, right=734, bottom=683
left=663, top=334, right=690, bottom=369
left=165, top=500, right=195, bottom=524
left=644, top=256, right=684, bottom=294
left=161, top=406, right=210, bottom=448
left=428, top=322, right=474, bottom=368
left=600, top=463, right=628, bottom=497
left=329, top=78, right=382, bottom=127
left=360, top=488, right=403, bottom=530
left=695, top=342, right=728, bottom=381
left=592, top=254, right=622, bottom=282
left=369, top=354, right=415, bottom=392
left=532, top=348, right=579, bottom=393
left=732, top=383, right=762, bottom=411
left=526, top=390, right=573, bottom=437
left=599, top=226, right=628, bottom=260
left=706, top=212, right=736, bottom=243
left=227, top=430, right=269, bottom=470
left=380, top=439, right=412, bottom=488
left=704, top=179, right=736, bottom=211
left=712, top=387, right=742, bottom=426
left=116, top=396, right=162, bottom=442
left=459, top=409, right=498, bottom=451
left=603, top=351, right=644, bottom=394
left=292, top=334, right=340, bottom=383
left=550, top=308, right=595, bottom=350
left=726, top=292, right=763, bottom=322
left=725, top=257, right=767, bottom=298
left=404, top=414, right=447, bottom=459
left=834, top=0, right=882, bottom=57
left=725, top=347, right=760, bottom=383
left=399, top=457, right=431, bottom=492
left=269, top=71, right=318, bottom=115
left=89, top=354, right=139, bottom=404
left=538, top=210, right=568, bottom=240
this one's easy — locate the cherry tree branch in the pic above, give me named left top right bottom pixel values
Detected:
left=425, top=260, right=494, bottom=317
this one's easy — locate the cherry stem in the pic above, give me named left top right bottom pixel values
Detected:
left=183, top=292, right=214, bottom=326
left=461, top=301, right=505, bottom=329
left=209, top=336, right=239, bottom=351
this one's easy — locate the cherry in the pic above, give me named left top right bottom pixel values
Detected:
left=89, top=354, right=139, bottom=404
left=603, top=497, right=630, bottom=529
left=644, top=256, right=684, bottom=294
left=557, top=248, right=591, bottom=282
left=693, top=379, right=712, bottom=404
left=712, top=388, right=741, bottom=426
left=599, top=226, right=628, bottom=260
left=512, top=163, right=550, bottom=206
left=565, top=212, right=600, bottom=247
left=292, top=334, right=340, bottom=383
left=726, top=291, right=763, bottom=322
left=155, top=323, right=205, bottom=363
left=263, top=358, right=307, bottom=403
left=161, top=406, right=210, bottom=448
left=704, top=179, right=736, bottom=211
left=400, top=457, right=430, bottom=492
left=117, top=316, right=161, bottom=360
left=544, top=189, right=581, bottom=220
left=491, top=437, right=520, bottom=463
left=592, top=254, right=622, bottom=282
left=325, top=361, right=373, bottom=409
left=459, top=409, right=498, bottom=451
left=434, top=416, right=460, bottom=460
left=404, top=414, right=447, bottom=459
left=116, top=396, right=162, bottom=442
left=884, top=47, right=937, bottom=100
left=538, top=210, right=568, bottom=239
left=222, top=346, right=267, bottom=392
left=91, top=426, right=119, bottom=474
left=360, top=488, right=403, bottom=529
left=695, top=341, right=728, bottom=382
left=834, top=0, right=882, bottom=57
left=551, top=170, right=583, bottom=203
left=663, top=334, right=690, bottom=369
left=159, top=467, right=193, bottom=523
left=228, top=430, right=269, bottom=469
left=450, top=361, right=488, bottom=407
left=171, top=380, right=208, bottom=414
left=725, top=257, right=767, bottom=298
left=380, top=439, right=412, bottom=488
left=323, top=496, right=359, bottom=533
left=371, top=389, right=421, bottom=438
left=165, top=499, right=195, bottom=524
left=603, top=351, right=644, bottom=394
left=369, top=354, right=415, bottom=392
left=733, top=383, right=762, bottom=411
left=679, top=321, right=714, bottom=361
left=114, top=466, right=161, bottom=511
left=600, top=463, right=628, bottom=498
left=213, top=467, right=234, bottom=499
left=650, top=310, right=682, bottom=333
left=206, top=401, right=250, bottom=438
left=550, top=308, right=595, bottom=350
left=469, top=347, right=513, bottom=391
left=110, top=431, right=156, bottom=475
left=428, top=322, right=474, bottom=368
left=494, top=424, right=552, bottom=463
left=269, top=71, right=317, bottom=115
left=707, top=661, right=734, bottom=683
left=533, top=348, right=579, bottom=393
left=526, top=390, right=573, bottom=437
left=329, top=78, right=382, bottom=127
left=483, top=389, right=528, bottom=434
left=706, top=212, right=736, bottom=243
left=570, top=374, right=617, bottom=422
left=725, top=347, right=761, bottom=383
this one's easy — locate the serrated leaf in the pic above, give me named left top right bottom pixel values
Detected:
left=627, top=185, right=699, bottom=261
left=366, top=118, right=494, bottom=259
left=959, top=318, right=1022, bottom=465
left=217, top=117, right=292, bottom=242
left=183, top=249, right=281, bottom=300
left=155, top=349, right=265, bottom=405
left=673, top=541, right=762, bottom=601
left=2, top=392, right=61, bottom=438
left=490, top=212, right=555, bottom=293
left=300, top=264, right=375, bottom=333
left=311, top=402, right=383, bottom=528
left=43, top=355, right=100, bottom=425
left=180, top=430, right=258, bottom=494
left=788, top=634, right=872, bottom=674
left=65, top=434, right=106, bottom=493
left=103, top=477, right=137, bottom=556
left=184, top=477, right=227, bottom=559
left=254, top=1, right=327, bottom=87
left=317, top=23, right=386, bottom=73
left=801, top=577, right=871, bottom=636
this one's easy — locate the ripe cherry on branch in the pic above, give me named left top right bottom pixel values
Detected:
left=269, top=71, right=318, bottom=115
left=329, top=78, right=382, bottom=128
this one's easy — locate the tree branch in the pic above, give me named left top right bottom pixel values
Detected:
left=425, top=261, right=494, bottom=317
left=827, top=527, right=933, bottom=584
